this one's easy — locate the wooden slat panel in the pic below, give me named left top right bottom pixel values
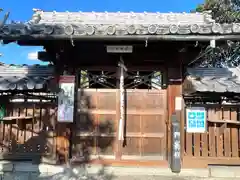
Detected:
left=126, top=115, right=140, bottom=133
left=208, top=109, right=216, bottom=157
left=97, top=114, right=116, bottom=156
left=97, top=92, right=116, bottom=110
left=94, top=93, right=99, bottom=156
left=185, top=133, right=193, bottom=156
left=33, top=106, right=41, bottom=134
left=127, top=91, right=166, bottom=110
left=0, top=104, right=57, bottom=161
left=97, top=137, right=115, bottom=155
left=184, top=104, right=240, bottom=166
left=141, top=115, right=165, bottom=134
left=47, top=107, right=56, bottom=157
left=72, top=136, right=95, bottom=157
left=223, top=108, right=231, bottom=157
left=76, top=89, right=118, bottom=159
left=75, top=89, right=167, bottom=161
left=194, top=133, right=201, bottom=157
left=10, top=108, right=19, bottom=154
left=199, top=106, right=207, bottom=157
left=230, top=108, right=239, bottom=157
left=124, top=89, right=167, bottom=158
left=201, top=132, right=208, bottom=157
left=185, top=106, right=192, bottom=156
left=216, top=109, right=224, bottom=157
left=122, top=137, right=141, bottom=156
left=142, top=138, right=163, bottom=156
left=76, top=113, right=97, bottom=132
left=17, top=106, right=25, bottom=145
left=97, top=114, right=116, bottom=132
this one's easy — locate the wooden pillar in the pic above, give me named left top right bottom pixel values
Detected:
left=53, top=62, right=63, bottom=163
left=167, top=66, right=183, bottom=160
left=69, top=69, right=80, bottom=160
left=54, top=62, right=79, bottom=164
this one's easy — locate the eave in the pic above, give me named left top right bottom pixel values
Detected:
left=1, top=34, right=240, bottom=42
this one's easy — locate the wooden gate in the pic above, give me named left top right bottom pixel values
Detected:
left=182, top=105, right=240, bottom=168
left=0, top=100, right=57, bottom=162
left=0, top=89, right=168, bottom=164
left=71, top=88, right=167, bottom=162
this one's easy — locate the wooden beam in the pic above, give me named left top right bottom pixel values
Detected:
left=31, top=40, right=201, bottom=66
left=183, top=156, right=240, bottom=168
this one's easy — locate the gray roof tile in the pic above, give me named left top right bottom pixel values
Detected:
left=0, top=64, right=55, bottom=91
left=0, top=9, right=240, bottom=38
left=184, top=67, right=240, bottom=93
left=33, top=11, right=215, bottom=25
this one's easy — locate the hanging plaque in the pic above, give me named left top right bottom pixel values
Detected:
left=57, top=76, right=75, bottom=123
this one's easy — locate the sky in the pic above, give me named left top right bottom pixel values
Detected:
left=0, top=0, right=203, bottom=65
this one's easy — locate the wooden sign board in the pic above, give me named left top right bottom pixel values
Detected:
left=57, top=76, right=75, bottom=123
left=106, top=45, right=133, bottom=53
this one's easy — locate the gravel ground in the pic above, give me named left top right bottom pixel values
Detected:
left=38, top=175, right=239, bottom=180
left=110, top=176, right=238, bottom=180
left=2, top=165, right=240, bottom=180
left=39, top=172, right=240, bottom=180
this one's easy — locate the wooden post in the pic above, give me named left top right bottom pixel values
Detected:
left=167, top=67, right=182, bottom=161
left=69, top=69, right=80, bottom=161
left=170, top=113, right=181, bottom=173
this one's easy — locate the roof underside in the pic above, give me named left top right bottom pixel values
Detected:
left=184, top=67, right=240, bottom=94
left=0, top=9, right=240, bottom=41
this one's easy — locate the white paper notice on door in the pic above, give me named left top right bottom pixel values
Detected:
left=175, top=96, right=182, bottom=111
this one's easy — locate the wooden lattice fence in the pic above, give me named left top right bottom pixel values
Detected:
left=183, top=105, right=240, bottom=167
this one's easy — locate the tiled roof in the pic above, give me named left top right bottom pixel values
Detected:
left=0, top=9, right=240, bottom=39
left=183, top=67, right=240, bottom=93
left=0, top=64, right=55, bottom=91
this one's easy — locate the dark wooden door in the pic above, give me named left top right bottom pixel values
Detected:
left=72, top=88, right=167, bottom=161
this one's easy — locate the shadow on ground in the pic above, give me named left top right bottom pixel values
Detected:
left=37, top=165, right=115, bottom=180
